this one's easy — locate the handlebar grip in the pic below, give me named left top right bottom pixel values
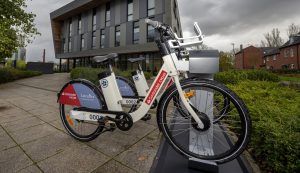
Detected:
left=145, top=18, right=161, bottom=28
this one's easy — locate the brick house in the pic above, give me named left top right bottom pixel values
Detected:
left=263, top=33, right=300, bottom=70
left=234, top=46, right=273, bottom=69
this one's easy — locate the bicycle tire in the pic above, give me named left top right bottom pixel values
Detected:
left=157, top=79, right=251, bottom=163
left=59, top=79, right=107, bottom=142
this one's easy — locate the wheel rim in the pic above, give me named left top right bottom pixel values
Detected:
left=160, top=82, right=249, bottom=162
left=61, top=104, right=102, bottom=139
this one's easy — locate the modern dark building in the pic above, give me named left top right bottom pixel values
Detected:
left=50, top=0, right=182, bottom=72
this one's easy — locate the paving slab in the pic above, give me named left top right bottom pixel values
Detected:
left=38, top=143, right=109, bottom=173
left=17, top=165, right=42, bottom=173
left=92, top=160, right=137, bottom=173
left=37, top=112, right=60, bottom=122
left=0, top=111, right=32, bottom=124
left=0, top=132, right=17, bottom=151
left=21, top=132, right=78, bottom=162
left=10, top=123, right=58, bottom=144
left=0, top=74, right=162, bottom=173
left=0, top=147, right=33, bottom=172
left=2, top=116, right=45, bottom=133
left=115, top=139, right=160, bottom=173
left=87, top=129, right=140, bottom=157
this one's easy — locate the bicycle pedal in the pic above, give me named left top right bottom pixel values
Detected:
left=141, top=114, right=151, bottom=121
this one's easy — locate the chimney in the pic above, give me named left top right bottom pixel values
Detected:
left=240, top=44, right=243, bottom=51
left=43, top=49, right=46, bottom=63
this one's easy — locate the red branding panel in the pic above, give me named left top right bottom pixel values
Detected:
left=145, top=70, right=168, bottom=105
left=59, top=84, right=81, bottom=106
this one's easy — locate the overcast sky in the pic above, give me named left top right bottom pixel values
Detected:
left=25, top=0, right=300, bottom=63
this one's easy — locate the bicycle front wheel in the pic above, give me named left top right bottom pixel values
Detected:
left=157, top=80, right=251, bottom=163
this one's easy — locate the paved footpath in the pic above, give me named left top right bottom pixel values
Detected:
left=0, top=73, right=161, bottom=173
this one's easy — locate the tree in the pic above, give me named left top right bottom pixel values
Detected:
left=261, top=28, right=284, bottom=47
left=219, top=51, right=234, bottom=71
left=287, top=23, right=300, bottom=37
left=0, top=0, right=40, bottom=60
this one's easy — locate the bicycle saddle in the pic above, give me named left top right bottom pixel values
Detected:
left=128, top=57, right=145, bottom=63
left=93, top=53, right=118, bottom=63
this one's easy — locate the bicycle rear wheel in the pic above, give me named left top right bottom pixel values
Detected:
left=59, top=79, right=107, bottom=142
left=157, top=79, right=251, bottom=163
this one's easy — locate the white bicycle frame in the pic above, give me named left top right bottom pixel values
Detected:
left=70, top=53, right=204, bottom=128
left=70, top=21, right=205, bottom=128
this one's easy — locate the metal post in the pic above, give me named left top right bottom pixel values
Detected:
left=59, top=59, right=62, bottom=72
left=73, top=58, right=76, bottom=69
left=67, top=59, right=70, bottom=72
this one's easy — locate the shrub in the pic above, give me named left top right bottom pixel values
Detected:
left=215, top=70, right=279, bottom=84
left=5, top=59, right=13, bottom=67
left=228, top=81, right=300, bottom=173
left=0, top=68, right=42, bottom=84
left=70, top=67, right=105, bottom=84
left=16, top=60, right=26, bottom=70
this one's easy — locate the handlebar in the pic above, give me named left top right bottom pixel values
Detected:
left=145, top=19, right=204, bottom=49
left=145, top=18, right=162, bottom=29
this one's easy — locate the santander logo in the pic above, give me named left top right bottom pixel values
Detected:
left=145, top=70, right=167, bottom=105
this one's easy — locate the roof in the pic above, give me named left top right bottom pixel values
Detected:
left=280, top=35, right=300, bottom=49
left=235, top=46, right=274, bottom=55
left=263, top=48, right=280, bottom=57
left=50, top=0, right=107, bottom=20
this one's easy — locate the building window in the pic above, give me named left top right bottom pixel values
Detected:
left=100, top=29, right=105, bottom=48
left=284, top=49, right=289, bottom=58
left=115, top=25, right=120, bottom=47
left=263, top=59, right=266, bottom=64
left=147, top=0, right=155, bottom=17
left=273, top=55, right=276, bottom=60
left=266, top=57, right=269, bottom=61
left=290, top=48, right=294, bottom=57
left=92, top=8, right=97, bottom=31
left=105, top=3, right=111, bottom=27
left=127, top=0, right=133, bottom=21
left=173, top=0, right=177, bottom=20
left=80, top=34, right=84, bottom=50
left=68, top=19, right=72, bottom=52
left=133, top=21, right=139, bottom=44
left=69, top=20, right=72, bottom=37
left=92, top=31, right=96, bottom=49
left=291, top=64, right=295, bottom=69
left=68, top=38, right=72, bottom=52
left=62, top=38, right=67, bottom=53
left=78, top=15, right=82, bottom=34
left=147, top=23, right=155, bottom=42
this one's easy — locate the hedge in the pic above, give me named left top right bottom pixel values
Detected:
left=0, top=68, right=42, bottom=84
left=229, top=81, right=300, bottom=173
left=70, top=67, right=153, bottom=85
left=215, top=70, right=280, bottom=84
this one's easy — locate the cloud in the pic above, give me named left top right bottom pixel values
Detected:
left=25, top=0, right=72, bottom=63
left=178, top=0, right=300, bottom=51
left=25, top=0, right=300, bottom=63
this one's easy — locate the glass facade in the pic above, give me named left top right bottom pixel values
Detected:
left=133, top=21, right=139, bottom=44
left=100, top=29, right=105, bottom=48
left=127, top=0, right=133, bottom=21
left=147, top=24, right=155, bottom=42
left=115, top=25, right=120, bottom=47
left=105, top=3, right=111, bottom=27
left=147, top=0, right=155, bottom=16
left=80, top=34, right=84, bottom=50
left=78, top=15, right=82, bottom=34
